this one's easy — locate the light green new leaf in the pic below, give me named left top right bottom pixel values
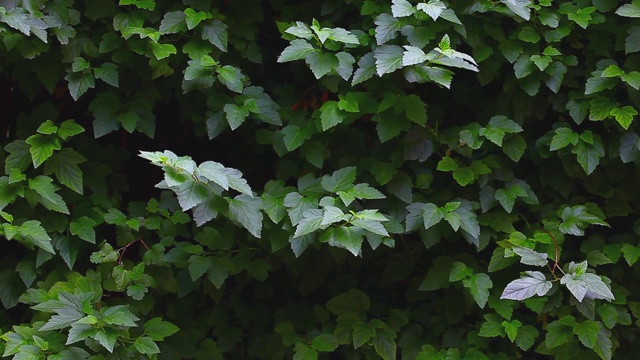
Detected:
left=57, top=120, right=85, bottom=140
left=550, top=127, right=579, bottom=151
left=151, top=43, right=177, bottom=60
left=25, top=134, right=61, bottom=168
left=405, top=202, right=444, bottom=231
left=227, top=194, right=263, bottom=238
left=502, top=319, right=522, bottom=342
left=610, top=106, right=637, bottom=129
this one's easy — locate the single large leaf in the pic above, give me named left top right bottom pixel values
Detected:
left=227, top=194, right=263, bottom=238
left=501, top=271, right=553, bottom=300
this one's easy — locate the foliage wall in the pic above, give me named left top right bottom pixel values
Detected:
left=1, top=0, right=640, bottom=359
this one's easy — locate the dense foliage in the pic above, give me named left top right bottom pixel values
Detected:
left=1, top=0, right=640, bottom=358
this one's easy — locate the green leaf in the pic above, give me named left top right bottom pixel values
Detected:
left=573, top=320, right=600, bottom=348
left=622, top=71, right=640, bottom=89
left=25, top=134, right=61, bottom=168
left=331, top=226, right=364, bottom=256
left=437, top=157, right=458, bottom=171
left=501, top=271, right=553, bottom=300
left=479, top=314, right=506, bottom=337
left=151, top=42, right=177, bottom=60
left=227, top=194, right=263, bottom=238
left=293, top=342, right=318, bottom=360
left=593, top=324, right=613, bottom=360
left=44, top=149, right=85, bottom=194
left=294, top=209, right=324, bottom=238
left=217, top=65, right=245, bottom=93
left=621, top=244, right=640, bottom=265
left=610, top=106, right=637, bottom=129
left=391, top=0, right=415, bottom=17
left=144, top=317, right=180, bottom=341
left=320, top=101, right=346, bottom=131
left=452, top=167, right=474, bottom=186
left=120, top=0, right=155, bottom=10
left=449, top=261, right=473, bottom=282
left=201, top=20, right=228, bottom=51
left=559, top=205, right=609, bottom=236
left=188, top=255, right=212, bottom=281
left=374, top=14, right=402, bottom=45
left=373, top=326, right=397, bottom=360
left=223, top=103, right=250, bottom=130
left=463, top=273, right=492, bottom=308
left=374, top=45, right=404, bottom=76
left=571, top=140, right=605, bottom=175
left=616, top=1, right=640, bottom=17
left=326, top=289, right=370, bottom=315
left=502, top=319, right=522, bottom=342
left=19, top=220, right=54, bottom=254
left=352, top=321, right=376, bottom=348
left=159, top=11, right=186, bottom=33
left=417, top=0, right=446, bottom=20
left=550, top=127, right=579, bottom=151
left=321, top=167, right=356, bottom=193
left=69, top=216, right=96, bottom=243
left=305, top=52, right=339, bottom=79
left=65, top=72, right=95, bottom=100
left=589, top=97, right=616, bottom=121
left=94, top=63, right=119, bottom=87
left=545, top=317, right=576, bottom=348
left=134, top=336, right=160, bottom=355
left=405, top=202, right=445, bottom=231
left=176, top=179, right=209, bottom=211
left=28, top=175, right=69, bottom=214
left=57, top=120, right=85, bottom=140
left=352, top=52, right=376, bottom=85
left=515, top=325, right=539, bottom=351
left=479, top=116, right=523, bottom=146
left=513, top=247, right=548, bottom=266
left=311, top=334, right=339, bottom=352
